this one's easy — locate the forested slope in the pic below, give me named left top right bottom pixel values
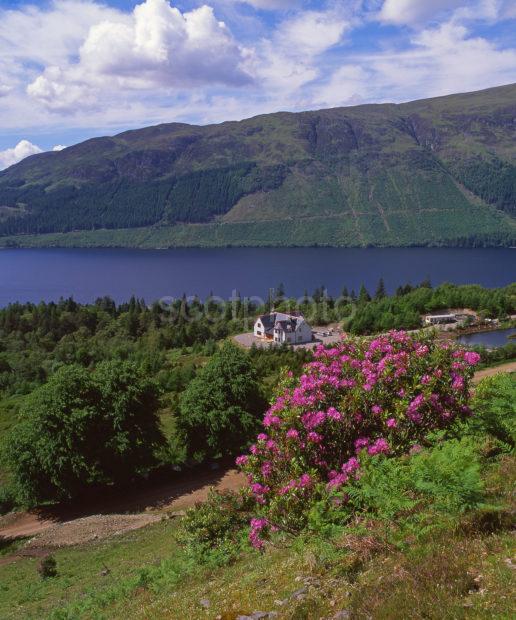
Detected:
left=1, top=84, right=516, bottom=247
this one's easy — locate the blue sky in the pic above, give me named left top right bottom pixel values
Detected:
left=1, top=0, right=516, bottom=168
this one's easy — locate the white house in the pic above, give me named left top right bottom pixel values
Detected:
left=254, top=312, right=312, bottom=345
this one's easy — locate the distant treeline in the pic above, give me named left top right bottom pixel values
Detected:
left=0, top=281, right=514, bottom=396
left=345, top=281, right=515, bottom=335
left=0, top=294, right=309, bottom=398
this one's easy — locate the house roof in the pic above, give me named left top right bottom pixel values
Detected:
left=256, top=312, right=307, bottom=332
left=257, top=314, right=275, bottom=330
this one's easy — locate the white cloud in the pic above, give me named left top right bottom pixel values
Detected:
left=277, top=9, right=349, bottom=55
left=0, top=140, right=43, bottom=170
left=26, top=0, right=251, bottom=112
left=308, top=65, right=370, bottom=108
left=0, top=140, right=69, bottom=170
left=313, top=20, right=516, bottom=108
left=230, top=0, right=301, bottom=9
left=0, top=0, right=515, bottom=140
left=27, top=67, right=97, bottom=113
left=378, top=0, right=516, bottom=26
left=251, top=8, right=351, bottom=95
left=379, top=0, right=467, bottom=25
left=0, top=0, right=124, bottom=67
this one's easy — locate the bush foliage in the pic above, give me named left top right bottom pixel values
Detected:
left=468, top=373, right=516, bottom=450
left=6, top=361, right=164, bottom=505
left=178, top=342, right=267, bottom=461
left=177, top=489, right=253, bottom=564
left=237, top=331, right=481, bottom=546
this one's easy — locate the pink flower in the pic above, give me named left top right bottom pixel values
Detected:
left=386, top=417, right=397, bottom=428
left=342, top=456, right=360, bottom=474
left=372, top=405, right=382, bottom=415
left=257, top=433, right=268, bottom=441
left=407, top=411, right=423, bottom=423
left=452, top=375, right=464, bottom=391
left=266, top=439, right=277, bottom=451
left=415, top=345, right=429, bottom=357
left=261, top=461, right=273, bottom=477
left=249, top=517, right=269, bottom=549
left=235, top=455, right=248, bottom=466
left=327, top=407, right=342, bottom=420
left=264, top=414, right=282, bottom=427
left=354, top=437, right=370, bottom=452
left=286, top=428, right=299, bottom=439
left=251, top=482, right=269, bottom=495
left=299, top=473, right=312, bottom=487
left=307, top=431, right=322, bottom=443
left=464, top=351, right=481, bottom=366
left=327, top=472, right=348, bottom=489
left=368, top=438, right=390, bottom=455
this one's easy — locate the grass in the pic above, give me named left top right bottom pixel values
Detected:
left=1, top=455, right=514, bottom=619
left=0, top=536, right=27, bottom=557
left=0, top=520, right=182, bottom=620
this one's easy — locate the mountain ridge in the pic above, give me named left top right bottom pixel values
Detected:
left=1, top=83, right=516, bottom=248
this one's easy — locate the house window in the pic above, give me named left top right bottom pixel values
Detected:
left=256, top=330, right=262, bottom=336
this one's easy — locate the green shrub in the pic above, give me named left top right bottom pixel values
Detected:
left=239, top=332, right=478, bottom=546
left=409, top=438, right=484, bottom=513
left=345, top=438, right=484, bottom=521
left=38, top=555, right=57, bottom=579
left=6, top=361, right=165, bottom=505
left=468, top=374, right=516, bottom=451
left=177, top=489, right=252, bottom=564
left=178, top=342, right=267, bottom=461
left=344, top=455, right=417, bottom=521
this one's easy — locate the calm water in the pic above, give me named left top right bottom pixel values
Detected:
left=457, top=328, right=516, bottom=348
left=0, top=247, right=514, bottom=306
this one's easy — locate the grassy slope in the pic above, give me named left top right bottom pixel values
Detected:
left=1, top=85, right=516, bottom=248
left=0, top=455, right=514, bottom=620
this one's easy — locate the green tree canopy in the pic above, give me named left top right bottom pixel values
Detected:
left=6, top=361, right=164, bottom=505
left=178, top=342, right=267, bottom=461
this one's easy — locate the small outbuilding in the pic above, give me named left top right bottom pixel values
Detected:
left=424, top=313, right=457, bottom=325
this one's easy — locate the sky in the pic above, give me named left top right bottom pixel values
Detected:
left=1, top=0, right=516, bottom=169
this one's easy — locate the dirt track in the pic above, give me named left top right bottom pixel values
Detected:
left=472, top=360, right=516, bottom=383
left=0, top=467, right=245, bottom=551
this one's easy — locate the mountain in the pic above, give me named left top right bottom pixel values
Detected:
left=1, top=84, right=516, bottom=248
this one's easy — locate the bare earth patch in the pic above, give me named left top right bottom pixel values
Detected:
left=472, top=361, right=516, bottom=383
left=0, top=466, right=246, bottom=565
left=24, top=513, right=161, bottom=549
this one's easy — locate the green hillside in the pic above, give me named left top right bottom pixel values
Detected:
left=1, top=84, right=516, bottom=248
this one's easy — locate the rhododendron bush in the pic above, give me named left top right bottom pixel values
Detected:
left=236, top=331, right=481, bottom=548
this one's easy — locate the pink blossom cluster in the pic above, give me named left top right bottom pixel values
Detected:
left=237, top=331, right=479, bottom=548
